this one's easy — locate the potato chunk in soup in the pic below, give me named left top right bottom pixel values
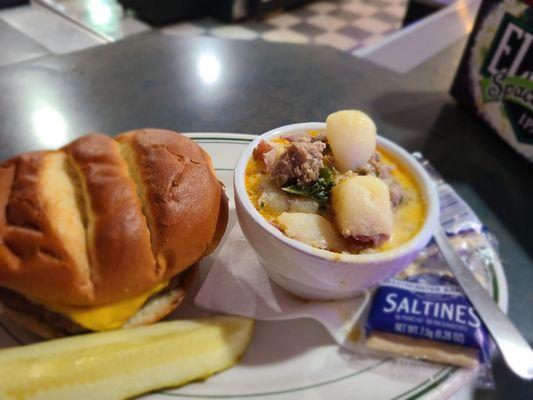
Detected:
left=326, top=110, right=376, bottom=172
left=331, top=176, right=393, bottom=244
left=277, top=213, right=346, bottom=251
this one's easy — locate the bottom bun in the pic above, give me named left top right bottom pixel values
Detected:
left=1, top=306, right=61, bottom=339
left=0, top=269, right=192, bottom=339
left=124, top=287, right=185, bottom=328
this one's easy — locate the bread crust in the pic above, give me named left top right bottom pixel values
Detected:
left=0, top=153, right=95, bottom=305
left=116, top=129, right=225, bottom=279
left=0, top=130, right=227, bottom=308
left=63, top=134, right=160, bottom=305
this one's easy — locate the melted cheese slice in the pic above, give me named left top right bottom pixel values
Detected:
left=44, top=282, right=168, bottom=331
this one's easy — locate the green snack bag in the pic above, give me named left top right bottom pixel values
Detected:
left=451, top=0, right=532, bottom=161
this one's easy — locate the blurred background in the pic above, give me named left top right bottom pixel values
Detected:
left=0, top=0, right=464, bottom=60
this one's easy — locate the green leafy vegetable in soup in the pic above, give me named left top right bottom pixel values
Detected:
left=282, top=167, right=334, bottom=209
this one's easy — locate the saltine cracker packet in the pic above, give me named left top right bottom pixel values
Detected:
left=365, top=273, right=494, bottom=368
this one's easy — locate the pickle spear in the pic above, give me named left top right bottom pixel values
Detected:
left=0, top=316, right=254, bottom=400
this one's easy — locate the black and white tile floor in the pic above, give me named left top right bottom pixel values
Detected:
left=164, top=0, right=407, bottom=54
left=32, top=0, right=408, bottom=55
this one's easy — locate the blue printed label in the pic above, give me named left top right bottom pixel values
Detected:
left=366, top=274, right=492, bottom=361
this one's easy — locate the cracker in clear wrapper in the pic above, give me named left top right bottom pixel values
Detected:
left=365, top=273, right=494, bottom=369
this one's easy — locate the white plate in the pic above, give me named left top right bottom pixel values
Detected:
left=0, top=133, right=508, bottom=400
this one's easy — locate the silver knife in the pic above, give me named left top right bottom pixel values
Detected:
left=434, top=225, right=533, bottom=380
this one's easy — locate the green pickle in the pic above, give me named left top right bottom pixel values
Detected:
left=0, top=316, right=254, bottom=400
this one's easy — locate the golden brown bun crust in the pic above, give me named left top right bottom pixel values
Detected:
left=0, top=130, right=228, bottom=307
left=0, top=153, right=95, bottom=305
left=204, top=185, right=229, bottom=257
left=63, top=134, right=161, bottom=304
left=115, top=129, right=225, bottom=279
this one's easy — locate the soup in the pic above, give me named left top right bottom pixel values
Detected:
left=245, top=111, right=425, bottom=254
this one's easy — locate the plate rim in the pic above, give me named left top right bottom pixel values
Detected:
left=177, top=132, right=509, bottom=399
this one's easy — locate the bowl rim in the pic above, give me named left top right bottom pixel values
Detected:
left=234, top=122, right=439, bottom=264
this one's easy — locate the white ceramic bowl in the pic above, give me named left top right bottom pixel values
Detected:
left=234, top=122, right=439, bottom=300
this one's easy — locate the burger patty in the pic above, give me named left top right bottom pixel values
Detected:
left=0, top=287, right=88, bottom=336
left=0, top=270, right=189, bottom=336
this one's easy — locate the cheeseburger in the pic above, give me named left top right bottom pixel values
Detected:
left=0, top=129, right=228, bottom=338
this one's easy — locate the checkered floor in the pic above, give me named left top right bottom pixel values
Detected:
left=164, top=0, right=408, bottom=53
left=42, top=0, right=408, bottom=54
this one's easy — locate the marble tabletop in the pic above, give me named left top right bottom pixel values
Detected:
left=0, top=32, right=530, bottom=398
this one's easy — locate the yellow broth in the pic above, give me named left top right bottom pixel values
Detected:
left=245, top=140, right=425, bottom=254
left=375, top=149, right=425, bottom=252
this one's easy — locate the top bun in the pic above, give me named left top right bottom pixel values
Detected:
left=0, top=129, right=227, bottom=306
